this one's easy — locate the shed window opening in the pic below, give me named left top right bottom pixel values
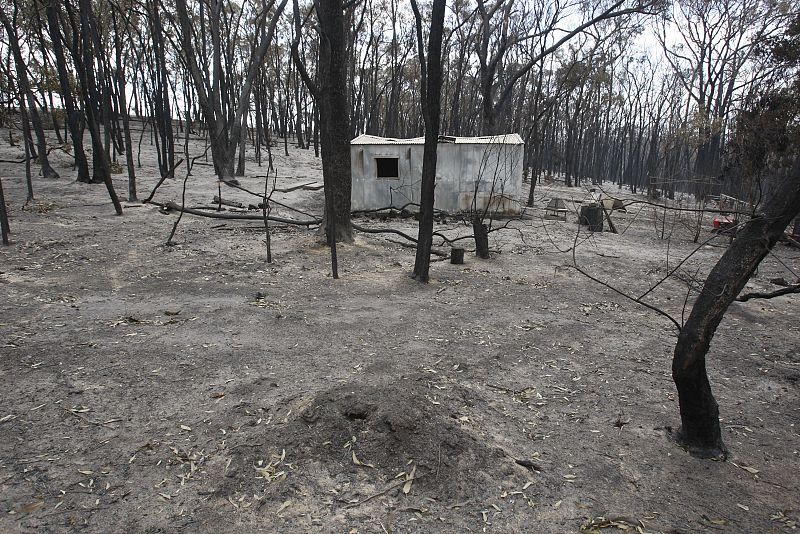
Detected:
left=376, top=157, right=400, bottom=179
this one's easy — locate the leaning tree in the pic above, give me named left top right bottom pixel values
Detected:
left=672, top=15, right=800, bottom=457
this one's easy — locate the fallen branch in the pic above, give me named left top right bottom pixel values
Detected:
left=736, top=284, right=800, bottom=302
left=352, top=202, right=451, bottom=217
left=344, top=474, right=425, bottom=509
left=212, top=196, right=245, bottom=208
left=386, top=238, right=448, bottom=257
left=433, top=232, right=473, bottom=245
left=164, top=202, right=320, bottom=226
left=598, top=201, right=618, bottom=234
left=0, top=143, right=72, bottom=164
left=62, top=407, right=121, bottom=427
left=352, top=223, right=418, bottom=243
left=224, top=181, right=319, bottom=219
left=272, top=181, right=323, bottom=193
left=352, top=202, right=417, bottom=215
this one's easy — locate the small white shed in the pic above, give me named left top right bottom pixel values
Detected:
left=350, top=133, right=525, bottom=214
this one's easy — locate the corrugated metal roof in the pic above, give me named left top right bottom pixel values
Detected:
left=351, top=134, right=425, bottom=145
left=351, top=133, right=524, bottom=145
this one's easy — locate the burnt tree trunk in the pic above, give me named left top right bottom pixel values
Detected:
left=410, top=0, right=445, bottom=282
left=73, top=0, right=123, bottom=213
left=148, top=0, right=175, bottom=177
left=112, top=10, right=137, bottom=201
left=21, top=108, right=35, bottom=200
left=236, top=113, right=247, bottom=177
left=316, top=0, right=353, bottom=242
left=0, top=6, right=60, bottom=180
left=292, top=0, right=352, bottom=243
left=0, top=175, right=10, bottom=244
left=673, top=161, right=800, bottom=457
left=472, top=216, right=490, bottom=259
left=47, top=7, right=92, bottom=183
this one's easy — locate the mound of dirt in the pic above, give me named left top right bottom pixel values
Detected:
left=295, top=377, right=524, bottom=493
left=213, top=375, right=531, bottom=519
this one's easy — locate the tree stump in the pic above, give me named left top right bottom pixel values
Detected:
left=472, top=217, right=490, bottom=259
left=579, top=204, right=603, bottom=232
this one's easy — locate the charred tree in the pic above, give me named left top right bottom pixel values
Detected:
left=64, top=0, right=123, bottom=213
left=0, top=175, right=9, bottom=245
left=410, top=0, right=446, bottom=282
left=673, top=43, right=800, bottom=453
left=111, top=9, right=137, bottom=201
left=0, top=5, right=60, bottom=180
left=291, top=0, right=353, bottom=243
left=45, top=0, right=91, bottom=183
left=175, top=0, right=287, bottom=186
left=146, top=0, right=176, bottom=178
left=673, top=162, right=800, bottom=457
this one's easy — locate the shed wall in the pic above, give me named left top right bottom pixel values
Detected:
left=351, top=141, right=524, bottom=213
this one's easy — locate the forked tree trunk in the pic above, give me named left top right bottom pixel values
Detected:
left=0, top=6, right=60, bottom=180
left=673, top=161, right=800, bottom=457
left=175, top=0, right=286, bottom=189
left=73, top=0, right=107, bottom=185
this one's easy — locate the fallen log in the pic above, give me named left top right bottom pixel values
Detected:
left=273, top=181, right=323, bottom=193
left=213, top=196, right=246, bottom=208
left=736, top=283, right=800, bottom=302
left=163, top=201, right=320, bottom=226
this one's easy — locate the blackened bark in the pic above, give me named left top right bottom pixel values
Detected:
left=291, top=0, right=352, bottom=242
left=236, top=113, right=247, bottom=177
left=0, top=175, right=10, bottom=244
left=21, top=108, right=35, bottom=200
left=112, top=10, right=137, bottom=201
left=673, top=160, right=800, bottom=457
left=410, top=0, right=445, bottom=282
left=0, top=6, right=60, bottom=180
left=74, top=0, right=123, bottom=214
left=313, top=105, right=319, bottom=158
left=472, top=217, right=490, bottom=259
left=148, top=0, right=175, bottom=176
left=292, top=67, right=305, bottom=149
left=318, top=0, right=353, bottom=242
left=254, top=82, right=263, bottom=166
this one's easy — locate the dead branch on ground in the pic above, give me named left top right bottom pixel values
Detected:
left=223, top=181, right=319, bottom=219
left=736, top=284, right=800, bottom=302
left=163, top=202, right=320, bottom=226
